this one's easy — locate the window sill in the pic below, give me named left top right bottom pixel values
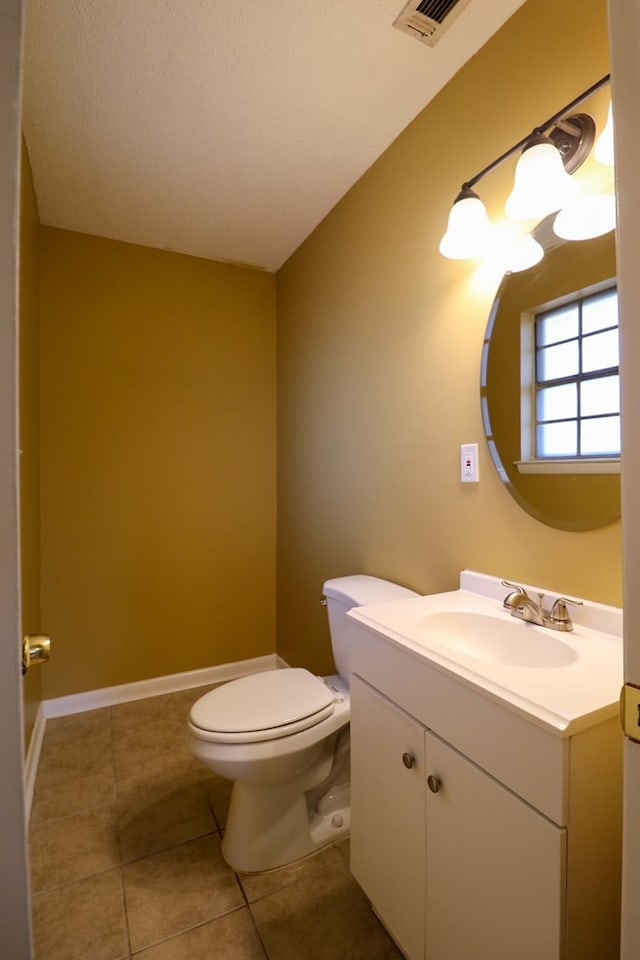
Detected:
left=515, top=458, right=621, bottom=475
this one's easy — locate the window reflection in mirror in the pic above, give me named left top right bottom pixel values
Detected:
left=527, top=284, right=620, bottom=463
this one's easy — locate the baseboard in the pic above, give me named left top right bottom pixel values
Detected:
left=24, top=702, right=46, bottom=822
left=42, top=653, right=289, bottom=719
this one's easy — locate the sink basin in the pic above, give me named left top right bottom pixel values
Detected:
left=419, top=610, right=578, bottom=668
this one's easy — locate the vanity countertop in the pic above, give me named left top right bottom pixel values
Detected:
left=348, top=570, right=623, bottom=737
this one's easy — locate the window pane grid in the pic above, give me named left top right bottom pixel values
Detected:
left=534, top=287, right=619, bottom=460
left=536, top=323, right=617, bottom=355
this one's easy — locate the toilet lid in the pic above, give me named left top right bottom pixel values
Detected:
left=190, top=668, right=336, bottom=742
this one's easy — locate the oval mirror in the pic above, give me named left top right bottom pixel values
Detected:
left=481, top=224, right=620, bottom=530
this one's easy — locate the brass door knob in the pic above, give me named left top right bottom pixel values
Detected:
left=427, top=774, right=441, bottom=793
left=402, top=752, right=416, bottom=769
left=22, top=635, right=51, bottom=673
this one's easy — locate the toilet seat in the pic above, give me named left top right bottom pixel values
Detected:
left=189, top=668, right=337, bottom=743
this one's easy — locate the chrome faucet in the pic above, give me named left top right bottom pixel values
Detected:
left=501, top=580, right=582, bottom=632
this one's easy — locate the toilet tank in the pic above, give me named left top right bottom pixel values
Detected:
left=323, top=575, right=419, bottom=684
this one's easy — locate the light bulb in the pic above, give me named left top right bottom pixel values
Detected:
left=439, top=188, right=491, bottom=260
left=553, top=194, right=616, bottom=240
left=506, top=134, right=577, bottom=221
left=505, top=235, right=544, bottom=273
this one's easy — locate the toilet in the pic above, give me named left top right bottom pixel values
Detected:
left=188, top=574, right=419, bottom=873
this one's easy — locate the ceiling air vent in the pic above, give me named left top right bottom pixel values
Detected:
left=393, top=0, right=472, bottom=47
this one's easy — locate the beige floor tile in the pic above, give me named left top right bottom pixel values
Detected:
left=32, top=868, right=128, bottom=960
left=198, top=770, right=232, bottom=829
left=30, top=805, right=121, bottom=894
left=111, top=693, right=179, bottom=730
left=38, top=712, right=113, bottom=777
left=239, top=844, right=345, bottom=903
left=250, top=863, right=404, bottom=960
left=31, top=753, right=116, bottom=823
left=112, top=728, right=190, bottom=785
left=43, top=708, right=111, bottom=745
left=117, top=775, right=216, bottom=861
left=123, top=834, right=243, bottom=953
left=134, top=908, right=267, bottom=960
left=112, top=715, right=185, bottom=757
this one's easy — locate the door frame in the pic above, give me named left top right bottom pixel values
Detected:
left=0, top=0, right=32, bottom=956
left=608, top=1, right=640, bottom=955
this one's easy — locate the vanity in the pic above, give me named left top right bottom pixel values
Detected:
left=347, top=571, right=623, bottom=960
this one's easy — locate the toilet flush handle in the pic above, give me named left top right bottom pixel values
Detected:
left=320, top=597, right=327, bottom=606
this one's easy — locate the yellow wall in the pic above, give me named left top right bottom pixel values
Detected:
left=19, top=141, right=42, bottom=742
left=39, top=229, right=276, bottom=698
left=275, top=0, right=621, bottom=676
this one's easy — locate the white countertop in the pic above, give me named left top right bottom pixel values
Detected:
left=348, top=571, right=623, bottom=736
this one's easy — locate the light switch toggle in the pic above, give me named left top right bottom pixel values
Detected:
left=461, top=443, right=479, bottom=483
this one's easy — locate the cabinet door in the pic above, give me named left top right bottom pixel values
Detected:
left=350, top=675, right=426, bottom=960
left=425, top=731, right=566, bottom=960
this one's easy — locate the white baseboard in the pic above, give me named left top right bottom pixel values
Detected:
left=24, top=703, right=46, bottom=823
left=42, top=653, right=289, bottom=719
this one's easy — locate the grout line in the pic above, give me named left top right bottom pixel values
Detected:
left=245, top=902, right=272, bottom=960
left=117, top=863, right=133, bottom=960
left=127, top=905, right=248, bottom=957
left=30, top=863, right=124, bottom=900
left=107, top=703, right=124, bottom=871
left=117, top=826, right=220, bottom=869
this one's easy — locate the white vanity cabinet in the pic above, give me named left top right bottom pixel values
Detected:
left=350, top=676, right=426, bottom=960
left=424, top=728, right=563, bottom=960
left=351, top=676, right=564, bottom=960
left=349, top=621, right=622, bottom=960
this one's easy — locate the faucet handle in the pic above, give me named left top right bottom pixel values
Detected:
left=549, top=596, right=583, bottom=625
left=501, top=580, right=529, bottom=611
left=501, top=579, right=527, bottom=595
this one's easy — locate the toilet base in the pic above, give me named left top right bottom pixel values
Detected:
left=309, top=787, right=351, bottom=847
left=221, top=777, right=351, bottom=873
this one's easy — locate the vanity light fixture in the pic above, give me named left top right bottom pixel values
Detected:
left=553, top=193, right=617, bottom=241
left=503, top=234, right=544, bottom=273
left=505, top=131, right=578, bottom=221
left=439, top=74, right=612, bottom=262
left=438, top=186, right=491, bottom=259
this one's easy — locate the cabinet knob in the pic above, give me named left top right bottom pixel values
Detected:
left=402, top=752, right=416, bottom=769
left=427, top=774, right=441, bottom=793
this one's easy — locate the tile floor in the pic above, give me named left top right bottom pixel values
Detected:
left=29, top=685, right=403, bottom=959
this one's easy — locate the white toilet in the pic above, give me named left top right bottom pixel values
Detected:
left=188, top=574, right=418, bottom=873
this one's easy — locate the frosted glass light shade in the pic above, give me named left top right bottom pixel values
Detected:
left=553, top=194, right=616, bottom=240
left=505, top=235, right=544, bottom=273
left=439, top=188, right=491, bottom=260
left=505, top=135, right=577, bottom=221
left=595, top=102, right=614, bottom=166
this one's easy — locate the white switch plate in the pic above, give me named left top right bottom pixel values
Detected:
left=461, top=443, right=479, bottom=483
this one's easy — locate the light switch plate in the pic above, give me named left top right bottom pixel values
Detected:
left=461, top=443, right=479, bottom=483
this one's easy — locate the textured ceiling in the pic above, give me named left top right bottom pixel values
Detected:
left=22, top=0, right=526, bottom=272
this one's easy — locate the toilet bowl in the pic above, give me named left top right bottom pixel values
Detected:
left=188, top=575, right=419, bottom=873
